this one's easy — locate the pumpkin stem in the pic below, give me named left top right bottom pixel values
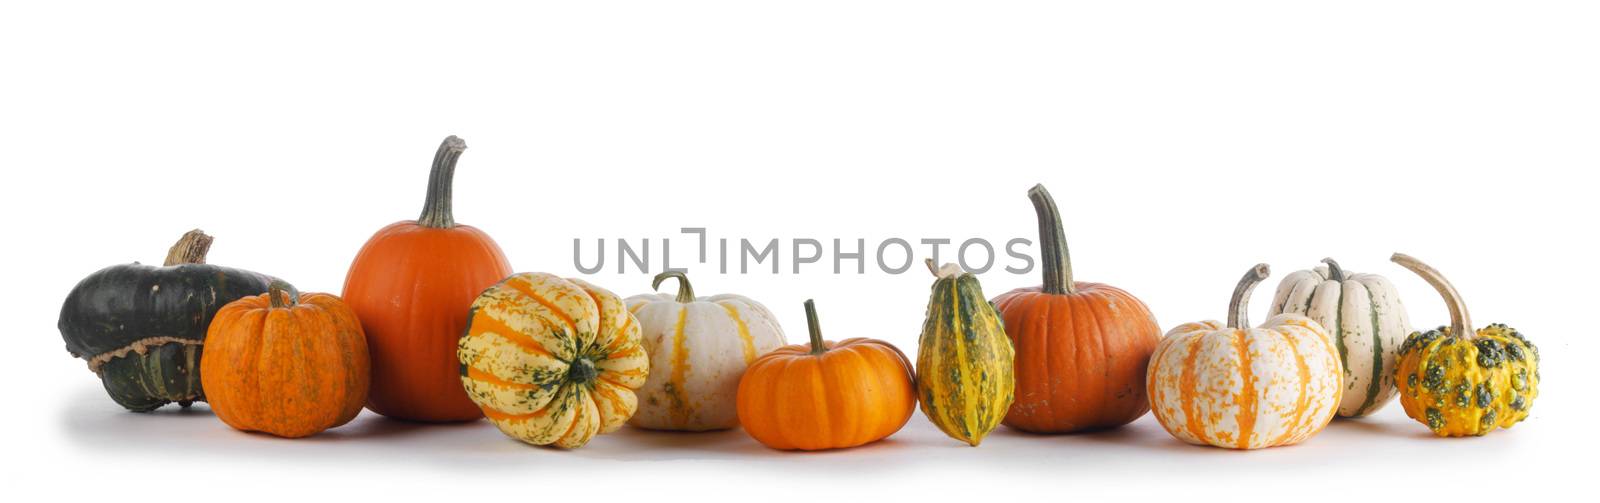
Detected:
left=268, top=279, right=300, bottom=309
left=417, top=136, right=467, bottom=228
left=1028, top=184, right=1075, bottom=295
left=567, top=357, right=598, bottom=385
left=925, top=258, right=963, bottom=279
left=1391, top=253, right=1473, bottom=338
left=1227, top=263, right=1271, bottom=329
left=652, top=270, right=696, bottom=303
left=1322, top=258, right=1346, bottom=282
left=804, top=299, right=827, bottom=355
left=163, top=229, right=213, bottom=266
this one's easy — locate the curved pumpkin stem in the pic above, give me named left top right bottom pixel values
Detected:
left=804, top=299, right=827, bottom=355
left=1028, top=184, right=1075, bottom=295
left=268, top=279, right=300, bottom=309
left=163, top=229, right=213, bottom=266
left=925, top=258, right=963, bottom=279
left=417, top=136, right=467, bottom=228
left=1227, top=263, right=1271, bottom=329
left=1321, top=258, right=1346, bottom=282
left=1391, top=253, right=1472, bottom=338
left=652, top=270, right=696, bottom=303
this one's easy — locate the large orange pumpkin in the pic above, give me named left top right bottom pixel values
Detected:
left=990, top=184, right=1162, bottom=433
left=342, top=136, right=512, bottom=422
left=735, top=300, right=916, bottom=451
left=201, top=281, right=370, bottom=438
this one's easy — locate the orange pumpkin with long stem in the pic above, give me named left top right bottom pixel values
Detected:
left=990, top=184, right=1162, bottom=433
left=342, top=136, right=512, bottom=422
left=735, top=300, right=916, bottom=451
left=202, top=280, right=370, bottom=438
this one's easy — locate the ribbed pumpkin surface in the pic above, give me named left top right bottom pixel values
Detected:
left=736, top=338, right=916, bottom=450
left=992, top=283, right=1159, bottom=432
left=202, top=285, right=370, bottom=438
left=458, top=273, right=648, bottom=449
left=736, top=300, right=916, bottom=451
left=990, top=184, right=1162, bottom=433
left=624, top=272, right=786, bottom=431
left=916, top=263, right=1014, bottom=446
left=1268, top=260, right=1410, bottom=417
left=1147, top=315, right=1342, bottom=449
left=344, top=137, right=513, bottom=422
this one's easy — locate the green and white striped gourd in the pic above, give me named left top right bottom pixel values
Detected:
left=1267, top=258, right=1411, bottom=417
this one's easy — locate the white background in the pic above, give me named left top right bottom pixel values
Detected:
left=3, top=1, right=1596, bottom=500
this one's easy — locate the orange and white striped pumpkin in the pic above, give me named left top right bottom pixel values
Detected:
left=457, top=272, right=649, bottom=449
left=624, top=271, right=786, bottom=431
left=1147, top=264, right=1342, bottom=450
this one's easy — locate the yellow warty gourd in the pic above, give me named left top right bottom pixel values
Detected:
left=1390, top=253, right=1539, bottom=437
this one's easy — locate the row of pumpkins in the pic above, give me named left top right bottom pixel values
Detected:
left=57, top=137, right=1541, bottom=450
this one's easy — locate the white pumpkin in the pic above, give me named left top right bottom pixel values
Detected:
left=624, top=271, right=787, bottom=431
left=1147, top=264, right=1343, bottom=450
left=1267, top=258, right=1411, bottom=417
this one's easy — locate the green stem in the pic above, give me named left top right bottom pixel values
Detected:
left=652, top=270, right=696, bottom=303
left=163, top=229, right=213, bottom=266
left=804, top=299, right=827, bottom=355
left=268, top=279, right=300, bottom=309
left=1227, top=263, right=1271, bottom=329
left=1322, top=258, right=1346, bottom=282
left=1028, top=184, right=1075, bottom=294
left=417, top=136, right=467, bottom=228
left=1391, top=253, right=1473, bottom=338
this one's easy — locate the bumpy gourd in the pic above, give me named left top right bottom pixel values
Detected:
left=458, top=273, right=648, bottom=449
left=1147, top=264, right=1343, bottom=450
left=1390, top=253, right=1539, bottom=437
left=202, top=281, right=370, bottom=438
left=625, top=271, right=786, bottom=431
left=917, top=260, right=1014, bottom=446
left=1268, top=258, right=1411, bottom=417
left=57, top=230, right=273, bottom=411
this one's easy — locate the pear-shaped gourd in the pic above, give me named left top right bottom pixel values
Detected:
left=916, top=260, right=1015, bottom=446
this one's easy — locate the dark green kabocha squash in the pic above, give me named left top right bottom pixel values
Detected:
left=58, top=230, right=274, bottom=412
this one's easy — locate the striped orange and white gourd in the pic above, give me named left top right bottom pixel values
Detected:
left=1268, top=258, right=1410, bottom=417
left=624, top=271, right=786, bottom=431
left=1147, top=264, right=1342, bottom=449
left=457, top=272, right=649, bottom=449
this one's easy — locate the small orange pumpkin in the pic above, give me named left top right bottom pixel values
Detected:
left=201, top=281, right=371, bottom=438
left=735, top=300, right=916, bottom=451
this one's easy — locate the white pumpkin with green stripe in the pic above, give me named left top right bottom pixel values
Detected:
left=1268, top=258, right=1411, bottom=417
left=625, top=271, right=787, bottom=431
